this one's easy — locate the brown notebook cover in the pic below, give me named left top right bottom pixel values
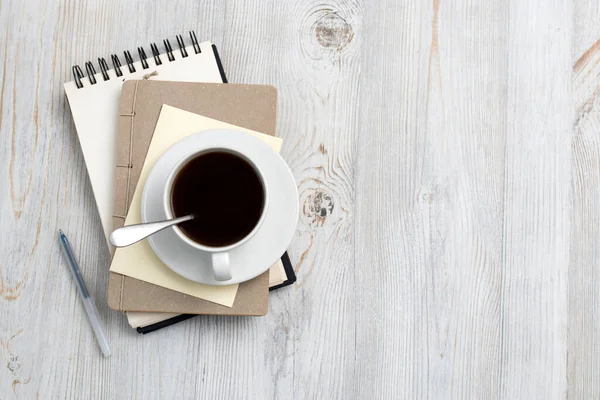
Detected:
left=107, top=80, right=278, bottom=315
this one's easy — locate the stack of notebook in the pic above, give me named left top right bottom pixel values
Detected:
left=63, top=32, right=296, bottom=334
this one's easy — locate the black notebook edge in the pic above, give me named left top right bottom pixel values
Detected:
left=269, top=252, right=297, bottom=291
left=136, top=252, right=296, bottom=334
left=136, top=44, right=295, bottom=334
left=136, top=313, right=196, bottom=333
left=211, top=44, right=228, bottom=83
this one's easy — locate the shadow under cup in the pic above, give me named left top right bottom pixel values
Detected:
left=166, top=149, right=267, bottom=249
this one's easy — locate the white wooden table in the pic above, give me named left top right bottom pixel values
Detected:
left=1, top=0, right=599, bottom=398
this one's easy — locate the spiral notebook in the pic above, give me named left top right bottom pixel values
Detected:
left=64, top=32, right=226, bottom=244
left=64, top=32, right=297, bottom=333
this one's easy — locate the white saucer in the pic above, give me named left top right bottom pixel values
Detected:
left=141, top=130, right=298, bottom=286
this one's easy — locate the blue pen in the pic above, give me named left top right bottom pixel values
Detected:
left=58, top=229, right=111, bottom=357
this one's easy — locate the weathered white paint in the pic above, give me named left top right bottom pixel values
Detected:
left=0, top=0, right=596, bottom=398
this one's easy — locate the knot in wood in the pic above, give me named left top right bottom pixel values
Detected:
left=304, top=190, right=335, bottom=226
left=312, top=12, right=353, bottom=50
left=7, top=356, right=20, bottom=375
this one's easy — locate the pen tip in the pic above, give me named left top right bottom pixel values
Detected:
left=59, top=228, right=64, bottom=236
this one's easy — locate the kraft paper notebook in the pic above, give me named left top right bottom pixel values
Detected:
left=109, top=104, right=278, bottom=313
left=108, top=81, right=284, bottom=316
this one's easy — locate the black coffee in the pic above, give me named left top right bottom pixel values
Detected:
left=171, top=151, right=265, bottom=247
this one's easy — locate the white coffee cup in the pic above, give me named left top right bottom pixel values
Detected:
left=163, top=148, right=269, bottom=281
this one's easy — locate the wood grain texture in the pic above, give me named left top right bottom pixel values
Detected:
left=570, top=1, right=600, bottom=397
left=354, top=0, right=506, bottom=397
left=0, top=0, right=595, bottom=398
left=573, top=0, right=600, bottom=63
left=355, top=0, right=572, bottom=399
left=501, top=1, right=571, bottom=398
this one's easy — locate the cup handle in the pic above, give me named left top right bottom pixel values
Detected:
left=211, top=252, right=232, bottom=281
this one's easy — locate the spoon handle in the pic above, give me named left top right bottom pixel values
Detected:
left=109, top=215, right=194, bottom=248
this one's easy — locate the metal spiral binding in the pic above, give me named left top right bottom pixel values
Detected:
left=189, top=31, right=201, bottom=54
left=84, top=62, right=97, bottom=85
left=111, top=54, right=123, bottom=77
left=123, top=50, right=136, bottom=73
left=98, top=57, right=110, bottom=81
left=163, top=39, right=175, bottom=62
left=137, top=47, right=149, bottom=69
left=72, top=65, right=84, bottom=88
left=176, top=34, right=188, bottom=58
left=70, top=31, right=201, bottom=88
left=150, top=43, right=162, bottom=65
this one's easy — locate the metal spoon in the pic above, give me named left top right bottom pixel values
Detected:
left=109, top=215, right=194, bottom=248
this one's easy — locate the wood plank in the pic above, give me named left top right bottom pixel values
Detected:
left=500, top=0, right=572, bottom=398
left=354, top=0, right=508, bottom=397
left=570, top=1, right=600, bottom=395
